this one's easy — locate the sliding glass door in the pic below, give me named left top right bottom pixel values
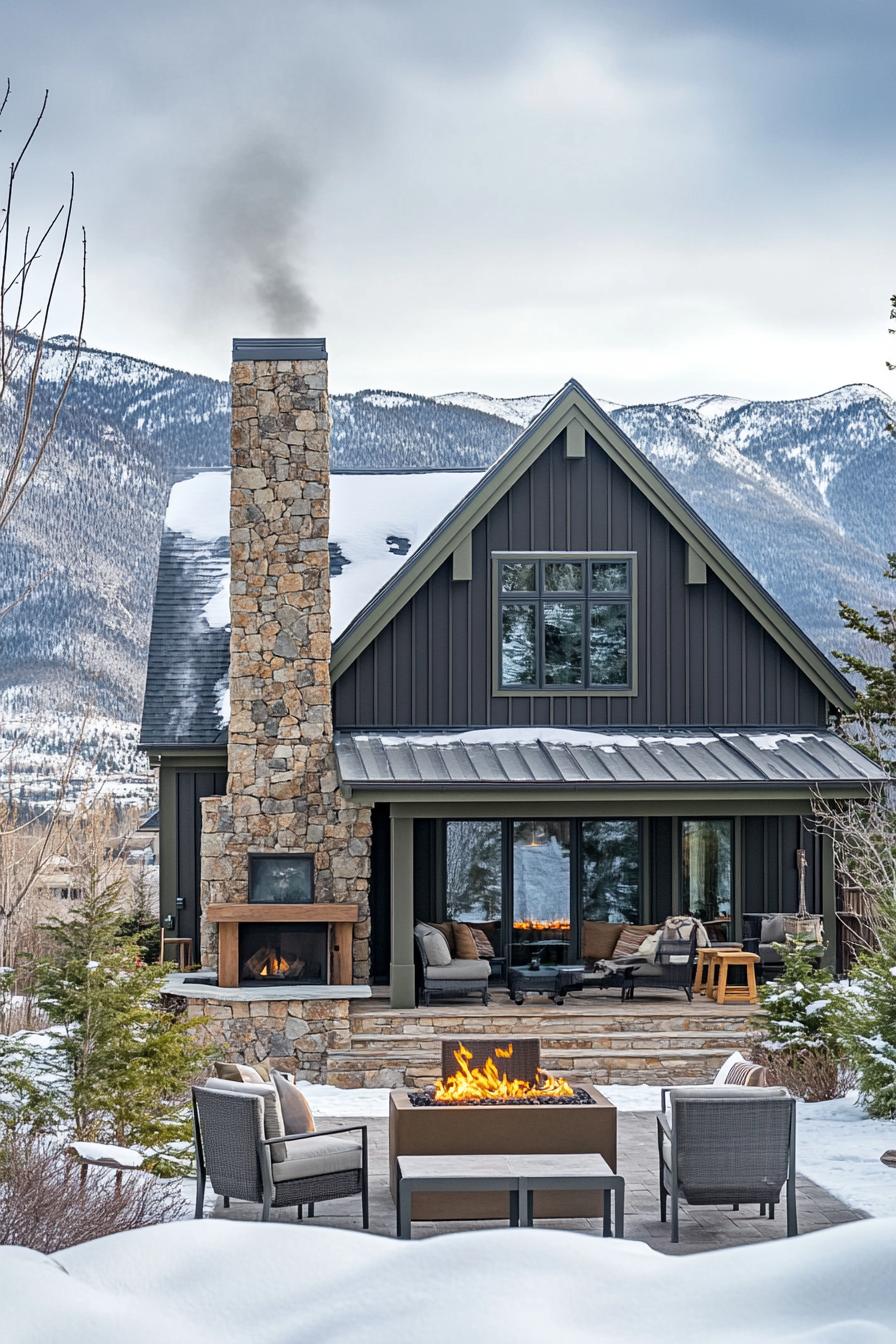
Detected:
left=510, top=821, right=571, bottom=966
left=442, top=817, right=642, bottom=969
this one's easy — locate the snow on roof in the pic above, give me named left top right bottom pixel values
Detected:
left=165, top=469, right=483, bottom=645
left=144, top=469, right=484, bottom=740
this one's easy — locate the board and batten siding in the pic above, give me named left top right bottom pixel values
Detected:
left=333, top=431, right=828, bottom=729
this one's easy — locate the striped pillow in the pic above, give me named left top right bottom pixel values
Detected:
left=724, top=1061, right=767, bottom=1087
left=613, top=924, right=658, bottom=959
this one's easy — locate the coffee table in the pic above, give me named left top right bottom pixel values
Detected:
left=508, top=963, right=586, bottom=1005
left=395, top=1152, right=624, bottom=1239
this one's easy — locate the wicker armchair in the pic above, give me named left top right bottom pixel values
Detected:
left=192, top=1083, right=368, bottom=1226
left=656, top=1086, right=796, bottom=1242
left=629, top=925, right=698, bottom=1001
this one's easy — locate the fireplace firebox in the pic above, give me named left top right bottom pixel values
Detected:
left=238, top=923, right=327, bottom=986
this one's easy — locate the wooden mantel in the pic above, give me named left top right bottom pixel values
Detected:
left=207, top=903, right=360, bottom=988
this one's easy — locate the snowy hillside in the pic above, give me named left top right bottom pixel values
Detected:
left=0, top=333, right=894, bottom=794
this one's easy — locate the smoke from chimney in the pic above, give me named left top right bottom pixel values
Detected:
left=185, top=137, right=318, bottom=332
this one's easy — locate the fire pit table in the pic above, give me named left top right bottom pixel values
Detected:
left=508, top=962, right=586, bottom=1004
left=389, top=1037, right=617, bottom=1221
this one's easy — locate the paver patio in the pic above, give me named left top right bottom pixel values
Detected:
left=210, top=1108, right=864, bottom=1254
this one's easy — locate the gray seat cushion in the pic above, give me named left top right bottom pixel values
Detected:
left=426, top=958, right=490, bottom=982
left=759, top=943, right=784, bottom=965
left=272, top=1133, right=363, bottom=1184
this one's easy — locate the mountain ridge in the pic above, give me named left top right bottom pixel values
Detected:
left=0, top=335, right=893, bottom=797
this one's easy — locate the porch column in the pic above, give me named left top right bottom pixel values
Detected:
left=390, top=815, right=415, bottom=1008
left=821, top=830, right=836, bottom=972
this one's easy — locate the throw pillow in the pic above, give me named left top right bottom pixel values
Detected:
left=272, top=1070, right=316, bottom=1136
left=712, top=1050, right=746, bottom=1086
left=452, top=922, right=482, bottom=960
left=636, top=930, right=662, bottom=963
left=613, top=924, right=659, bottom=959
left=583, top=922, right=624, bottom=962
left=431, top=921, right=456, bottom=952
left=724, top=1061, right=768, bottom=1087
left=415, top=922, right=452, bottom=967
left=214, top=1061, right=267, bottom=1084
left=761, top=913, right=786, bottom=945
left=470, top=927, right=495, bottom=958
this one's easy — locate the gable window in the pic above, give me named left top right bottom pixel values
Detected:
left=496, top=553, right=634, bottom=692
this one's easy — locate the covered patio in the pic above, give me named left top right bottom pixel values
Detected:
left=334, top=726, right=884, bottom=1008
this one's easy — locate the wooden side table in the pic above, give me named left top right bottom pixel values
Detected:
left=694, top=943, right=742, bottom=995
left=711, top=950, right=760, bottom=1005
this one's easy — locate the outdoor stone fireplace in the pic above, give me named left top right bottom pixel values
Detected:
left=197, top=337, right=372, bottom=988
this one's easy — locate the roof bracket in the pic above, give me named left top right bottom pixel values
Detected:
left=565, top=417, right=586, bottom=458
left=686, top=545, right=707, bottom=585
left=452, top=534, right=472, bottom=581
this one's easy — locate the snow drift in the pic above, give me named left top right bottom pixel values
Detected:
left=1, top=1218, right=894, bottom=1343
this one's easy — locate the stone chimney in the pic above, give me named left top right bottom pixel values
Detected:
left=199, top=338, right=371, bottom=980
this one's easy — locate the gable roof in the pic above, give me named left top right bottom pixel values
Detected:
left=330, top=380, right=855, bottom=709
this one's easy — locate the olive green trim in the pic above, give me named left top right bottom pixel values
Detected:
left=367, top=789, right=864, bottom=817
left=330, top=382, right=854, bottom=710
left=389, top=815, right=416, bottom=1008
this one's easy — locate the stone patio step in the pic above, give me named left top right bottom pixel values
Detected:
left=347, top=1029, right=747, bottom=1053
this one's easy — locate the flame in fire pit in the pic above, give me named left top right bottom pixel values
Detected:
left=434, top=1043, right=574, bottom=1102
left=513, top=919, right=571, bottom=931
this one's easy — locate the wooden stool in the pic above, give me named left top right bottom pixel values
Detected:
left=160, top=932, right=193, bottom=970
left=712, top=950, right=760, bottom=1005
left=694, top=943, right=742, bottom=995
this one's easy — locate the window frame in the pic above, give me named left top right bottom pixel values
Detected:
left=491, top=551, right=637, bottom=696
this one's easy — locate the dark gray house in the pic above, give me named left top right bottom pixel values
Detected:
left=140, top=339, right=883, bottom=1008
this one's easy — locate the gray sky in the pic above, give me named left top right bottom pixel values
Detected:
left=4, top=0, right=894, bottom=399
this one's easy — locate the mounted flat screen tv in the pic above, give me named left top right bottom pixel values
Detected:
left=248, top=854, right=314, bottom=904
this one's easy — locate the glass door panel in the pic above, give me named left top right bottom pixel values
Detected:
left=444, top=821, right=503, bottom=960
left=511, top=820, right=571, bottom=966
left=681, top=819, right=733, bottom=921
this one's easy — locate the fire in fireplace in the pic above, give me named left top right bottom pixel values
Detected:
left=513, top=918, right=571, bottom=931
left=238, top=923, right=327, bottom=985
left=428, top=1041, right=576, bottom=1104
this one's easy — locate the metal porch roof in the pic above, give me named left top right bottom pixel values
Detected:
left=334, top=728, right=887, bottom=792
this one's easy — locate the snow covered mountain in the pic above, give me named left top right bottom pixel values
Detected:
left=0, top=335, right=893, bottom=795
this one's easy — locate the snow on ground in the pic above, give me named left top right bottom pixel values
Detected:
left=795, top=1095, right=896, bottom=1219
left=2, top=1217, right=895, bottom=1343
left=295, top=1081, right=896, bottom=1219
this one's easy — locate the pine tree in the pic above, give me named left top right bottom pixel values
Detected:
left=843, top=949, right=896, bottom=1119
left=34, top=877, right=211, bottom=1172
left=833, top=553, right=896, bottom=765
left=751, top=941, right=849, bottom=1100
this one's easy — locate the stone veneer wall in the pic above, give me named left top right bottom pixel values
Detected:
left=198, top=346, right=371, bottom=982
left=179, top=996, right=351, bottom=1083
